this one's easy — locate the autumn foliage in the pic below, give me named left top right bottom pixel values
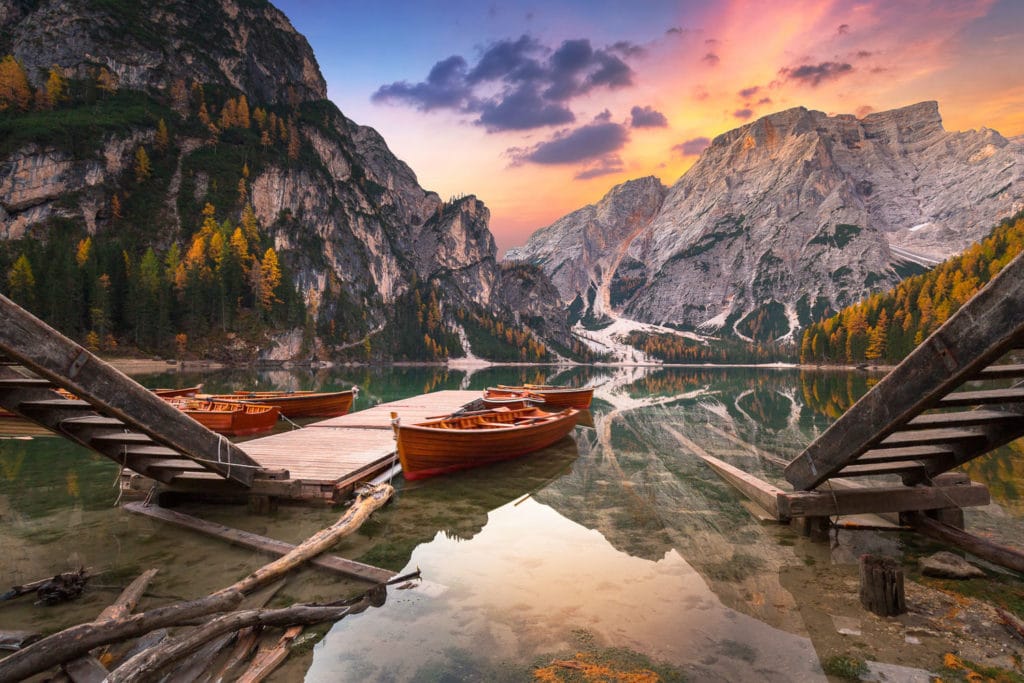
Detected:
left=800, top=213, right=1024, bottom=365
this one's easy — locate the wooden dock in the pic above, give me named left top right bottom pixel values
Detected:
left=122, top=390, right=480, bottom=503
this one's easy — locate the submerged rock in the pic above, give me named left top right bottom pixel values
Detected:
left=919, top=551, right=985, bottom=579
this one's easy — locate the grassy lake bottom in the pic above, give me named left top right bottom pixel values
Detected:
left=1, top=365, right=1022, bottom=681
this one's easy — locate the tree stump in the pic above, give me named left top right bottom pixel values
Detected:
left=859, top=554, right=906, bottom=617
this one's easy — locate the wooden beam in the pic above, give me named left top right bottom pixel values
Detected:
left=785, top=250, right=1024, bottom=490
left=908, top=512, right=1024, bottom=574
left=975, top=363, right=1024, bottom=379
left=122, top=502, right=395, bottom=583
left=0, top=294, right=262, bottom=486
left=877, top=427, right=986, bottom=447
left=780, top=481, right=990, bottom=518
left=693, top=452, right=785, bottom=520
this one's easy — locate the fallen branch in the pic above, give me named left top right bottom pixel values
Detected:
left=110, top=570, right=418, bottom=682
left=0, top=569, right=92, bottom=603
left=236, top=625, right=303, bottom=683
left=0, top=484, right=394, bottom=683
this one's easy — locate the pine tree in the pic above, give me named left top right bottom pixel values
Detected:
left=287, top=118, right=300, bottom=160
left=170, top=78, right=188, bottom=116
left=236, top=94, right=250, bottom=128
left=155, top=118, right=170, bottom=153
left=134, top=146, right=152, bottom=182
left=0, top=55, right=32, bottom=111
left=240, top=204, right=259, bottom=243
left=44, top=65, right=65, bottom=107
left=258, top=247, right=282, bottom=311
left=865, top=309, right=889, bottom=360
left=111, top=194, right=123, bottom=220
left=97, top=67, right=118, bottom=94
left=7, top=254, right=36, bottom=308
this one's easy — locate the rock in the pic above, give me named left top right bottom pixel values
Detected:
left=919, top=551, right=986, bottom=579
left=508, top=102, right=1024, bottom=340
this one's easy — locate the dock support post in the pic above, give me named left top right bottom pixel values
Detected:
left=859, top=554, right=906, bottom=617
left=248, top=495, right=277, bottom=515
left=790, top=516, right=831, bottom=541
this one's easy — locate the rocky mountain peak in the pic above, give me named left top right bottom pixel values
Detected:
left=0, top=0, right=326, bottom=104
left=510, top=101, right=1024, bottom=342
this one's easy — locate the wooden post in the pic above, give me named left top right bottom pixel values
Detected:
left=791, top=516, right=831, bottom=541
left=859, top=555, right=906, bottom=617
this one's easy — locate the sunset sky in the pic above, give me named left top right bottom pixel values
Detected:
left=275, top=0, right=1024, bottom=254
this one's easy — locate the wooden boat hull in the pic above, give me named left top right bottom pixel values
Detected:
left=397, top=407, right=578, bottom=480
left=204, top=390, right=355, bottom=419
left=168, top=399, right=279, bottom=436
left=489, top=385, right=593, bottom=409
left=151, top=384, right=202, bottom=398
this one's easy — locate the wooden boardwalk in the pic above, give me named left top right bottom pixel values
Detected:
left=142, top=390, right=480, bottom=503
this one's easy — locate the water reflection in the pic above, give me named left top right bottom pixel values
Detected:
left=2, top=364, right=1022, bottom=680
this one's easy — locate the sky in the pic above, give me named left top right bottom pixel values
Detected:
left=274, top=0, right=1024, bottom=254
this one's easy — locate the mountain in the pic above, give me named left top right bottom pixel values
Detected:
left=0, top=0, right=571, bottom=361
left=508, top=102, right=1024, bottom=342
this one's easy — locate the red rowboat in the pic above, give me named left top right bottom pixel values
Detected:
left=204, top=389, right=355, bottom=419
left=151, top=384, right=203, bottom=398
left=486, top=384, right=593, bottom=409
left=395, top=406, right=579, bottom=480
left=166, top=398, right=279, bottom=436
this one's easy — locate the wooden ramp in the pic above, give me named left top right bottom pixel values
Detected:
left=140, top=390, right=480, bottom=502
left=785, top=250, right=1024, bottom=494
left=0, top=294, right=263, bottom=488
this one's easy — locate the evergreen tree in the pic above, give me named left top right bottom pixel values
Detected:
left=134, top=146, right=152, bottom=182
left=7, top=254, right=36, bottom=308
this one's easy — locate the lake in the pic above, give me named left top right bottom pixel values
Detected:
left=2, top=365, right=1022, bottom=681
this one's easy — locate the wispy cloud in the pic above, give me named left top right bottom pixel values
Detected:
left=630, top=105, right=668, bottom=128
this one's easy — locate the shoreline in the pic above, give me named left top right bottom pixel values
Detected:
left=102, top=355, right=894, bottom=376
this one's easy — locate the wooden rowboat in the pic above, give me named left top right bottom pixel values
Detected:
left=151, top=384, right=203, bottom=398
left=395, top=406, right=579, bottom=480
left=486, top=384, right=593, bottom=409
left=165, top=398, right=279, bottom=436
left=201, top=389, right=356, bottom=419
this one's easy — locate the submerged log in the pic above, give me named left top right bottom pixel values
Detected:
left=0, top=631, right=41, bottom=651
left=111, top=570, right=417, bottom=683
left=236, top=625, right=303, bottom=683
left=0, top=569, right=92, bottom=603
left=908, top=512, right=1024, bottom=574
left=859, top=554, right=906, bottom=617
left=0, top=483, right=394, bottom=683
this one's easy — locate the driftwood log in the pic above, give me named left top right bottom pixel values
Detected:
left=0, top=483, right=394, bottom=683
left=111, top=571, right=416, bottom=682
left=908, top=512, right=1024, bottom=574
left=859, top=554, right=906, bottom=617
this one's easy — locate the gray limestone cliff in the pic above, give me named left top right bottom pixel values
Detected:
left=509, top=102, right=1024, bottom=340
left=0, top=0, right=564, bottom=359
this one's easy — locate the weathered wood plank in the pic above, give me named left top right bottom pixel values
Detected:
left=877, top=427, right=987, bottom=447
left=975, top=363, right=1024, bottom=379
left=0, top=294, right=262, bottom=486
left=855, top=445, right=954, bottom=463
left=833, top=462, right=928, bottom=478
left=696, top=452, right=784, bottom=519
left=781, top=482, right=990, bottom=517
left=904, top=409, right=1024, bottom=430
left=785, top=250, right=1024, bottom=490
left=939, top=387, right=1024, bottom=407
left=122, top=502, right=395, bottom=583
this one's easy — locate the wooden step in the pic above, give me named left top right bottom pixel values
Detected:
left=89, top=432, right=155, bottom=445
left=878, top=427, right=987, bottom=448
left=939, top=387, right=1024, bottom=407
left=120, top=445, right=184, bottom=458
left=975, top=364, right=1024, bottom=380
left=0, top=377, right=51, bottom=388
left=903, top=409, right=1023, bottom=430
left=855, top=445, right=954, bottom=464
left=59, top=416, right=125, bottom=428
left=18, top=399, right=93, bottom=410
left=133, top=458, right=208, bottom=473
left=833, top=461, right=928, bottom=478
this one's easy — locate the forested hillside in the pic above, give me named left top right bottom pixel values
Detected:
left=800, top=213, right=1024, bottom=365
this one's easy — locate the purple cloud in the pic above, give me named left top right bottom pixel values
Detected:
left=374, top=35, right=637, bottom=132
left=630, top=105, right=668, bottom=128
left=733, top=108, right=754, bottom=120
left=702, top=52, right=720, bottom=67
left=738, top=85, right=760, bottom=99
left=673, top=137, right=710, bottom=156
left=780, top=61, right=854, bottom=87
left=837, top=23, right=850, bottom=35
left=511, top=121, right=629, bottom=165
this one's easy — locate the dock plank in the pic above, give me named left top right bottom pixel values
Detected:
left=235, top=390, right=480, bottom=488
